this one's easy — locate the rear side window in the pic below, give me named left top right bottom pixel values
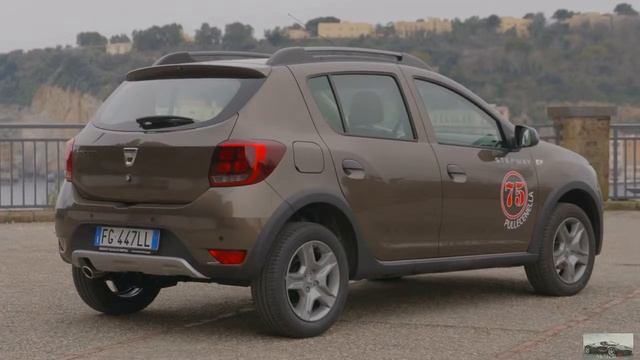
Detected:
left=94, top=78, right=264, bottom=131
left=308, top=74, right=414, bottom=140
left=415, top=80, right=504, bottom=148
left=308, top=77, right=343, bottom=132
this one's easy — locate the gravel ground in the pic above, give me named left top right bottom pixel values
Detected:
left=0, top=211, right=638, bottom=360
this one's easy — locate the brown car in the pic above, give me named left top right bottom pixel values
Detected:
left=55, top=47, right=603, bottom=338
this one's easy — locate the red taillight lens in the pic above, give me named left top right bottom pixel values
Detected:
left=64, top=138, right=75, bottom=182
left=208, top=249, right=247, bottom=265
left=209, top=140, right=286, bottom=187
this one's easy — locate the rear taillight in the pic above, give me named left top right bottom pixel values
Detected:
left=209, top=140, right=286, bottom=187
left=64, top=138, right=75, bottom=182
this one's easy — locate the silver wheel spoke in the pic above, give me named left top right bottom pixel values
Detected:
left=562, top=256, right=576, bottom=282
left=316, top=253, right=337, bottom=280
left=574, top=252, right=588, bottom=266
left=300, top=243, right=317, bottom=268
left=316, top=284, right=336, bottom=308
left=295, top=288, right=319, bottom=321
left=286, top=271, right=305, bottom=290
left=555, top=254, right=567, bottom=267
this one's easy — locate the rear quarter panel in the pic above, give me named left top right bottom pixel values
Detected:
left=230, top=66, right=345, bottom=204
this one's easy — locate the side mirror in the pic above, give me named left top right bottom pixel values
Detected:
left=514, top=125, right=540, bottom=148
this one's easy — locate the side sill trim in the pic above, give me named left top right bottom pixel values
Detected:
left=356, top=252, right=538, bottom=279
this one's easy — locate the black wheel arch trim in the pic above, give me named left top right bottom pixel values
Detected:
left=245, top=190, right=378, bottom=280
left=528, top=181, right=604, bottom=255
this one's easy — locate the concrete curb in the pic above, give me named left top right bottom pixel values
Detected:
left=604, top=201, right=640, bottom=211
left=0, top=202, right=638, bottom=224
left=0, top=210, right=55, bottom=223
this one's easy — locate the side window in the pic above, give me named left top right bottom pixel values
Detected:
left=332, top=75, right=414, bottom=140
left=415, top=80, right=504, bottom=148
left=308, top=76, right=344, bottom=133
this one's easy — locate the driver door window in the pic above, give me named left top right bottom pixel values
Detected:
left=415, top=80, right=503, bottom=148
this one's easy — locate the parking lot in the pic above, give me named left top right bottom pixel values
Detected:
left=0, top=211, right=638, bottom=360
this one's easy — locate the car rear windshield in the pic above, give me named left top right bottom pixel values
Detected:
left=93, top=77, right=264, bottom=131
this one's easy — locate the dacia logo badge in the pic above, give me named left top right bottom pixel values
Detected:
left=123, top=148, right=138, bottom=167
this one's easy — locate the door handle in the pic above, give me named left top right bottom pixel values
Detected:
left=342, top=159, right=365, bottom=180
left=447, top=164, right=467, bottom=183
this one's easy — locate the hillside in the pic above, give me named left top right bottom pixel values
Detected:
left=1, top=13, right=640, bottom=124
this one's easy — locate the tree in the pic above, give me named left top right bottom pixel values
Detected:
left=109, top=34, right=130, bottom=44
left=552, top=9, right=576, bottom=21
left=523, top=13, right=536, bottom=20
left=222, top=22, right=256, bottom=50
left=486, top=15, right=501, bottom=30
left=528, top=13, right=547, bottom=36
left=132, top=23, right=184, bottom=51
left=614, top=3, right=639, bottom=16
left=195, top=23, right=222, bottom=47
left=76, top=32, right=108, bottom=47
left=264, top=27, right=286, bottom=46
left=375, top=23, right=396, bottom=38
left=305, top=16, right=340, bottom=37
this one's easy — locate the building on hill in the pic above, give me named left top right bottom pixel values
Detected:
left=394, top=18, right=452, bottom=38
left=318, top=21, right=374, bottom=38
left=285, top=28, right=310, bottom=40
left=106, top=42, right=132, bottom=55
left=564, top=12, right=614, bottom=28
left=499, top=17, right=532, bottom=36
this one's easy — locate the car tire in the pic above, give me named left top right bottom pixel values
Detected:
left=525, top=203, right=596, bottom=296
left=584, top=346, right=590, bottom=354
left=72, top=266, right=160, bottom=315
left=252, top=222, right=349, bottom=338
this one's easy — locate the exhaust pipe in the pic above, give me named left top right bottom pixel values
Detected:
left=81, top=264, right=105, bottom=279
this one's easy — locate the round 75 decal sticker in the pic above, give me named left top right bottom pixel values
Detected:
left=500, top=171, right=534, bottom=230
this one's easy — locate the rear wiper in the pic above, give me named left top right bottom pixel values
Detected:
left=136, top=115, right=195, bottom=130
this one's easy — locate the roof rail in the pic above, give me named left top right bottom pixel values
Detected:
left=154, top=51, right=271, bottom=66
left=267, top=47, right=431, bottom=70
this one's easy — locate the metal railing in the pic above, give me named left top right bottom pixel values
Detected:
left=0, top=123, right=84, bottom=209
left=0, top=122, right=638, bottom=208
left=611, top=124, right=640, bottom=200
left=534, top=123, right=640, bottom=200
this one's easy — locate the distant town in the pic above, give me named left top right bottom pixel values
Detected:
left=96, top=11, right=632, bottom=55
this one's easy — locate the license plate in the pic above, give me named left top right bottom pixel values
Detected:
left=94, top=226, right=160, bottom=253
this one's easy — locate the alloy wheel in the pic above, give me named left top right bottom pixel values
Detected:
left=552, top=217, right=590, bottom=284
left=285, top=241, right=340, bottom=322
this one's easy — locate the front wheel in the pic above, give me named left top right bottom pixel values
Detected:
left=72, top=267, right=160, bottom=315
left=252, top=222, right=349, bottom=338
left=525, top=203, right=596, bottom=296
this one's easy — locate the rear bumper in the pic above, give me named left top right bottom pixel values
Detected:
left=72, top=250, right=208, bottom=279
left=55, top=181, right=286, bottom=285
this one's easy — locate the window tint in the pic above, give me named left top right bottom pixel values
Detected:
left=415, top=80, right=504, bottom=148
left=308, top=76, right=343, bottom=132
left=331, top=75, right=414, bottom=140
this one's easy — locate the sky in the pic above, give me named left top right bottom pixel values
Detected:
left=0, top=0, right=633, bottom=53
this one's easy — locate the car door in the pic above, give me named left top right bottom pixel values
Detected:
left=290, top=63, right=442, bottom=261
left=405, top=72, right=538, bottom=257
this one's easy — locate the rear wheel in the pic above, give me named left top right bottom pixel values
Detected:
left=72, top=267, right=160, bottom=315
left=525, top=203, right=595, bottom=296
left=252, top=222, right=349, bottom=338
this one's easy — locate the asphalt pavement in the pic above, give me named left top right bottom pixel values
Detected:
left=0, top=211, right=638, bottom=360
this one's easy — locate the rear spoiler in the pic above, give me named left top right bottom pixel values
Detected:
left=126, top=64, right=269, bottom=81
